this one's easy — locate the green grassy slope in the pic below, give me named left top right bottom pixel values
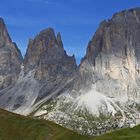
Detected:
left=0, top=108, right=140, bottom=140
left=91, top=125, right=140, bottom=140
left=0, top=109, right=88, bottom=140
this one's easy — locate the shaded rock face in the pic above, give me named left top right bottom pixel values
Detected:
left=80, top=8, right=140, bottom=99
left=23, top=28, right=77, bottom=103
left=0, top=18, right=23, bottom=90
left=24, top=28, right=77, bottom=80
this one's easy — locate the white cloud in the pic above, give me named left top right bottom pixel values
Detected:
left=26, top=0, right=57, bottom=5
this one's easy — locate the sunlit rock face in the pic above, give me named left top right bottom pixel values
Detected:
left=0, top=18, right=22, bottom=90
left=80, top=8, right=140, bottom=100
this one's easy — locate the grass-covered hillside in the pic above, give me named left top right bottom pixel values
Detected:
left=92, top=125, right=140, bottom=140
left=0, top=109, right=88, bottom=140
left=0, top=108, right=140, bottom=140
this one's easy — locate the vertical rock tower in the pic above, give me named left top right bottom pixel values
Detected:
left=0, top=18, right=22, bottom=90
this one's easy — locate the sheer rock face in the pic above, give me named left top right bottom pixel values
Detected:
left=0, top=18, right=23, bottom=90
left=24, top=28, right=77, bottom=80
left=86, top=8, right=140, bottom=61
left=80, top=8, right=140, bottom=99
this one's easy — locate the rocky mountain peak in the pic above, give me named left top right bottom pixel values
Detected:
left=37, top=28, right=56, bottom=47
left=0, top=18, right=12, bottom=47
left=112, top=7, right=140, bottom=21
left=34, top=27, right=63, bottom=49
left=79, top=7, right=140, bottom=101
left=0, top=18, right=23, bottom=90
left=24, top=28, right=63, bottom=69
left=24, top=27, right=77, bottom=80
left=85, top=7, right=140, bottom=64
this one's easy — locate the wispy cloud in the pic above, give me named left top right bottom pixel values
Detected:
left=26, top=0, right=57, bottom=5
left=0, top=15, right=47, bottom=28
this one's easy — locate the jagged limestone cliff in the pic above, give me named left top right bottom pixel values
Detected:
left=0, top=18, right=22, bottom=90
left=0, top=8, right=140, bottom=136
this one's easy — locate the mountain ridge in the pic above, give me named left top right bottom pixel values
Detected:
left=0, top=7, right=140, bottom=136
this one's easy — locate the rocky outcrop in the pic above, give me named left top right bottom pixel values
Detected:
left=0, top=18, right=22, bottom=90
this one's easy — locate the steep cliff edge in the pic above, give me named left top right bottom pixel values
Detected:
left=80, top=8, right=140, bottom=99
left=0, top=18, right=22, bottom=90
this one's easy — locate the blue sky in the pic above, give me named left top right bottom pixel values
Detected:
left=0, top=0, right=140, bottom=64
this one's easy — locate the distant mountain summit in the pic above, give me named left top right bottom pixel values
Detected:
left=0, top=7, right=140, bottom=136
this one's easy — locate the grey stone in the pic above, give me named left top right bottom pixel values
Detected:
left=0, top=18, right=23, bottom=90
